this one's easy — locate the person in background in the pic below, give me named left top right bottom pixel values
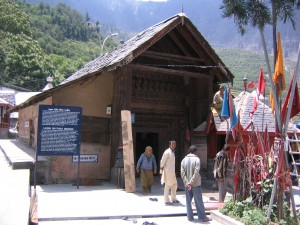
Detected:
left=213, top=144, right=230, bottom=202
left=181, top=145, right=212, bottom=222
left=160, top=140, right=179, bottom=205
left=212, top=85, right=225, bottom=110
left=136, top=146, right=157, bottom=195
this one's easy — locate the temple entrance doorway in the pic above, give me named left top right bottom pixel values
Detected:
left=135, top=132, right=159, bottom=173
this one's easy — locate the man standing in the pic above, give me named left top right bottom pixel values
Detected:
left=213, top=144, right=230, bottom=202
left=181, top=145, right=212, bottom=222
left=212, top=86, right=224, bottom=110
left=160, top=140, right=179, bottom=205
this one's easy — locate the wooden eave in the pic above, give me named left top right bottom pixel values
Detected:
left=8, top=70, right=102, bottom=113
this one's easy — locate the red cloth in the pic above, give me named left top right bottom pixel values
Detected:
left=247, top=81, right=255, bottom=89
left=281, top=73, right=300, bottom=122
left=250, top=68, right=265, bottom=116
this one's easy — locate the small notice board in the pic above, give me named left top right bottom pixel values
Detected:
left=37, top=105, right=82, bottom=156
left=35, top=105, right=82, bottom=189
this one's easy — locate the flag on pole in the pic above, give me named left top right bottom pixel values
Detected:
left=247, top=81, right=255, bottom=89
left=250, top=68, right=265, bottom=116
left=228, top=88, right=238, bottom=130
left=273, top=32, right=286, bottom=94
left=221, top=86, right=229, bottom=119
left=281, top=74, right=300, bottom=122
left=270, top=32, right=286, bottom=113
left=221, top=86, right=238, bottom=140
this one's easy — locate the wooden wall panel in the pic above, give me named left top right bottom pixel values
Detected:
left=81, top=116, right=110, bottom=144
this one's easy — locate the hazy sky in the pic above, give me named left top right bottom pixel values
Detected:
left=135, top=0, right=169, bottom=2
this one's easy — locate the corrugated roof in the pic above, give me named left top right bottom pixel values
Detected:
left=215, top=91, right=298, bottom=134
left=0, top=97, right=10, bottom=105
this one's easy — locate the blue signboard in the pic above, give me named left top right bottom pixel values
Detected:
left=37, top=105, right=82, bottom=156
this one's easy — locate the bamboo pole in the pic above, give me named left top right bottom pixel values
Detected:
left=267, top=43, right=300, bottom=221
left=259, top=28, right=282, bottom=132
left=281, top=43, right=300, bottom=224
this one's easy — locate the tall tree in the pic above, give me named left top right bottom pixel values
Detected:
left=2, top=33, right=54, bottom=91
left=0, top=0, right=31, bottom=36
left=220, top=0, right=299, bottom=223
left=0, top=0, right=54, bottom=90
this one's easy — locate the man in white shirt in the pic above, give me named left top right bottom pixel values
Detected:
left=160, top=140, right=179, bottom=205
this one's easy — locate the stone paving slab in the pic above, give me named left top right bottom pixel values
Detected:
left=0, top=149, right=31, bottom=225
left=0, top=139, right=35, bottom=169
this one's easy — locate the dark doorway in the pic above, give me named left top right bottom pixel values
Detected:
left=136, top=132, right=159, bottom=172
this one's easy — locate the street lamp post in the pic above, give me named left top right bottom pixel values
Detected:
left=101, top=33, right=118, bottom=55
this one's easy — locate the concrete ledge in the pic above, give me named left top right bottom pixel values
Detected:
left=0, top=139, right=44, bottom=170
left=211, top=210, right=244, bottom=225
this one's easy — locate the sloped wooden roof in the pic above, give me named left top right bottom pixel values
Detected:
left=63, top=13, right=233, bottom=84
left=214, top=91, right=298, bottom=134
left=9, top=13, right=234, bottom=112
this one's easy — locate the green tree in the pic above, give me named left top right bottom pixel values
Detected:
left=0, top=0, right=55, bottom=90
left=0, top=0, right=31, bottom=36
left=2, top=33, right=54, bottom=91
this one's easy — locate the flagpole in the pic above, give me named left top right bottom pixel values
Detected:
left=261, top=68, right=266, bottom=132
left=267, top=41, right=300, bottom=222
left=283, top=44, right=300, bottom=223
left=281, top=43, right=300, bottom=223
left=282, top=43, right=300, bottom=135
left=259, top=29, right=282, bottom=132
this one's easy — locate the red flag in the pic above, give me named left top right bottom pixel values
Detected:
left=250, top=68, right=265, bottom=115
left=281, top=74, right=300, bottom=122
left=247, top=81, right=255, bottom=89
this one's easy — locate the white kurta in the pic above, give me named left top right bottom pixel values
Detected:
left=160, top=148, right=177, bottom=185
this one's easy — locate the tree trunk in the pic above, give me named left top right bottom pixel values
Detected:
left=259, top=27, right=282, bottom=131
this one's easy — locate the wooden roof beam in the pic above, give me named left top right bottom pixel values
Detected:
left=176, top=25, right=214, bottom=66
left=142, top=50, right=206, bottom=64
left=175, top=25, right=225, bottom=81
left=167, top=31, right=193, bottom=56
left=132, top=64, right=211, bottom=79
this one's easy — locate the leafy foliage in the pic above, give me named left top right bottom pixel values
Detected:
left=220, top=197, right=297, bottom=225
left=0, top=0, right=54, bottom=91
left=0, top=0, right=118, bottom=90
left=26, top=2, right=95, bottom=42
left=2, top=33, right=54, bottom=90
left=0, top=0, right=31, bottom=36
left=220, top=0, right=297, bottom=35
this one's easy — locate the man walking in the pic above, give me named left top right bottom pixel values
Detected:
left=160, top=140, right=179, bottom=205
left=181, top=145, right=212, bottom=222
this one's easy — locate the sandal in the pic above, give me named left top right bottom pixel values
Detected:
left=202, top=217, right=212, bottom=222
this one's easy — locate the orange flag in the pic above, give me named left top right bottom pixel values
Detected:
left=273, top=32, right=286, bottom=94
left=270, top=32, right=286, bottom=113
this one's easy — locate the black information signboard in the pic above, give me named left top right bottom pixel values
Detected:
left=115, top=148, right=124, bottom=168
left=37, top=105, right=82, bottom=156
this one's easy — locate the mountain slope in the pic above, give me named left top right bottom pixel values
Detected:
left=25, top=0, right=300, bottom=52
